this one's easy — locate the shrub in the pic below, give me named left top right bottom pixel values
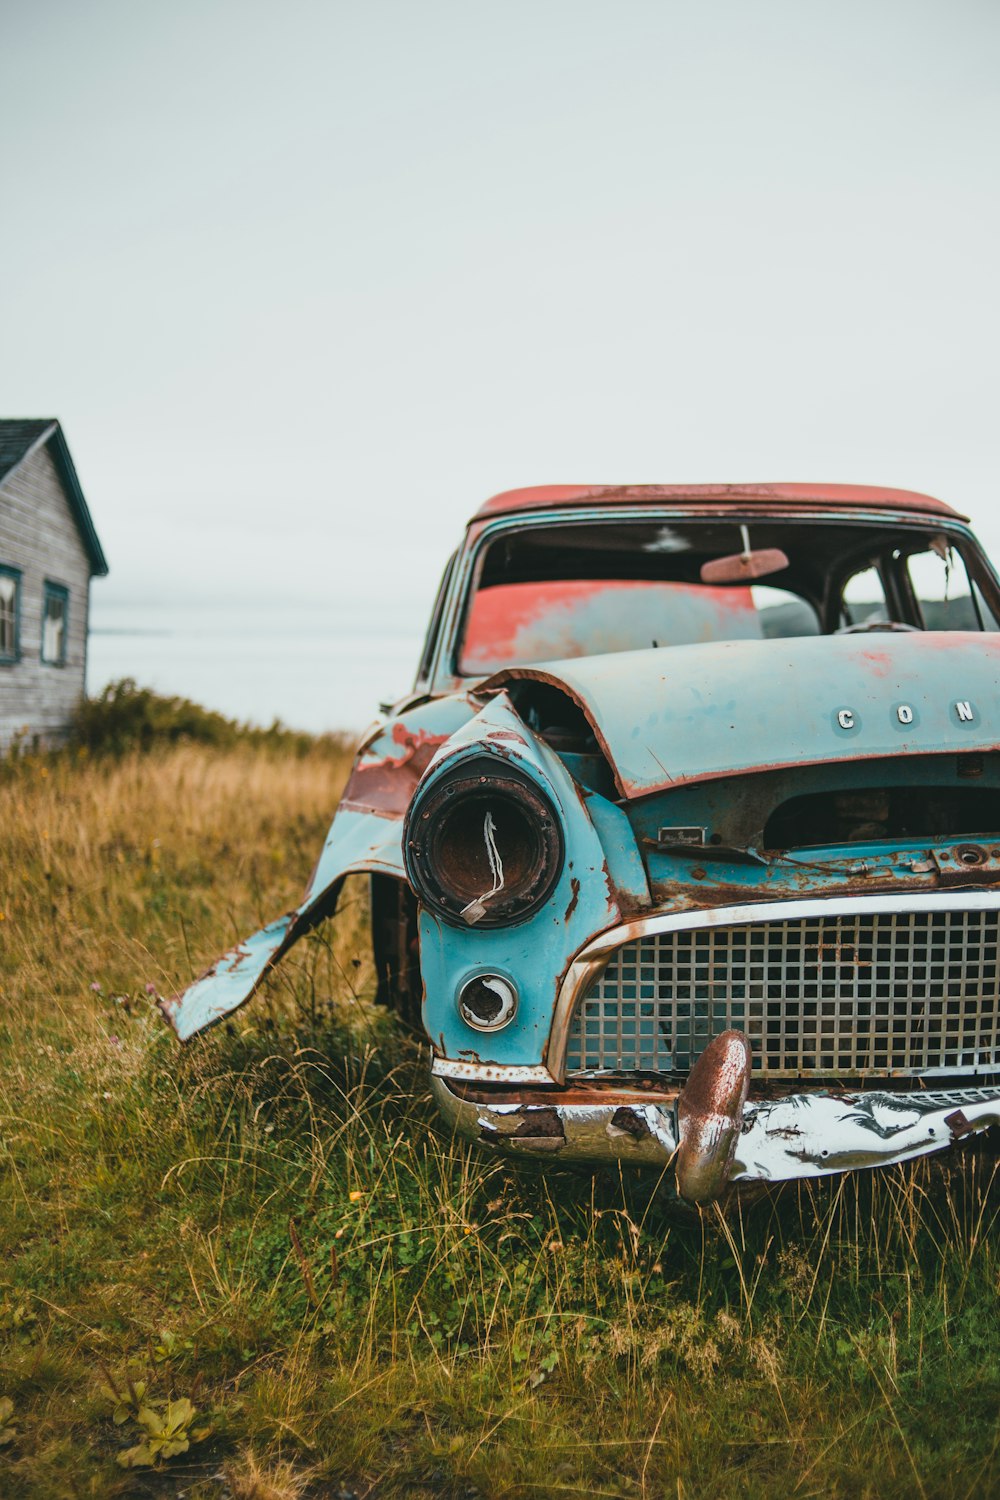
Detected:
left=71, top=679, right=351, bottom=758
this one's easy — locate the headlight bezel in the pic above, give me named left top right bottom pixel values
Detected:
left=404, top=754, right=565, bottom=928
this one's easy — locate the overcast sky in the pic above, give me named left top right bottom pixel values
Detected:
left=2, top=1, right=999, bottom=726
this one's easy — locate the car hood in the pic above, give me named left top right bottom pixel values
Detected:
left=483, top=632, right=1000, bottom=798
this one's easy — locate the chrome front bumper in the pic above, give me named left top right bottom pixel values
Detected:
left=432, top=893, right=1000, bottom=1200
left=431, top=1054, right=1000, bottom=1202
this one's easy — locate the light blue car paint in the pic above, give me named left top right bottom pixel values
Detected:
left=412, top=692, right=625, bottom=1069
left=487, top=632, right=1000, bottom=796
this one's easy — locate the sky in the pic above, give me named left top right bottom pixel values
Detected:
left=2, top=0, right=999, bottom=729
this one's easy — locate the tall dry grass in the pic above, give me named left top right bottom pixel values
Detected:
left=0, top=743, right=998, bottom=1498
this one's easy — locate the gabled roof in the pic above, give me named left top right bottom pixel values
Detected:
left=0, top=419, right=108, bottom=576
left=473, top=483, right=967, bottom=524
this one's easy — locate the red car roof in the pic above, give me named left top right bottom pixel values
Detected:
left=473, top=483, right=967, bottom=523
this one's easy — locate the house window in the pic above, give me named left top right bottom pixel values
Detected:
left=41, top=581, right=69, bottom=666
left=0, top=566, right=20, bottom=663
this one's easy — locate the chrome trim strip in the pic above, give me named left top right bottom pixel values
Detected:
left=547, top=890, right=1000, bottom=1083
left=432, top=1055, right=557, bottom=1085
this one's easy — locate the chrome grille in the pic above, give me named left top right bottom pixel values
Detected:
left=566, top=909, right=1000, bottom=1078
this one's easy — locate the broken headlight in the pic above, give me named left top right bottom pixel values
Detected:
left=404, top=756, right=564, bottom=927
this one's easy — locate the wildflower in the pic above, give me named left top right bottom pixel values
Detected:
left=349, top=1190, right=364, bottom=1203
left=144, top=982, right=157, bottom=995
left=90, top=982, right=102, bottom=994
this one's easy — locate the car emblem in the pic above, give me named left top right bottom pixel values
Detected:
left=836, top=701, right=977, bottom=730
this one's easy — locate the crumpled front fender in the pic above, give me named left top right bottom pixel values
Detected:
left=161, top=695, right=473, bottom=1041
left=159, top=808, right=400, bottom=1040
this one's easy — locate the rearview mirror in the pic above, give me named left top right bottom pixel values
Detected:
left=700, top=547, right=790, bottom=584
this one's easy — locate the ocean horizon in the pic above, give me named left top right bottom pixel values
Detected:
left=87, top=600, right=425, bottom=735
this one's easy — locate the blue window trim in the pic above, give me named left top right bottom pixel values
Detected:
left=41, top=579, right=69, bottom=667
left=0, top=564, right=22, bottom=665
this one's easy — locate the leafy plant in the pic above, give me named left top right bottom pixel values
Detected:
left=152, top=1329, right=194, bottom=1363
left=0, top=1397, right=16, bottom=1447
left=99, top=1371, right=147, bottom=1426
left=101, top=1371, right=210, bottom=1468
left=116, top=1396, right=210, bottom=1469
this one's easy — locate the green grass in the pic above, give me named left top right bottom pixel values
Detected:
left=0, top=740, right=998, bottom=1498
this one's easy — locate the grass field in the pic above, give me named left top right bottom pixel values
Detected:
left=0, top=739, right=998, bottom=1498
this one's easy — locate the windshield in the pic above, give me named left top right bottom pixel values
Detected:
left=456, top=517, right=998, bottom=675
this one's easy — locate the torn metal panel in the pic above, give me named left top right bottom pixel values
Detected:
left=163, top=806, right=403, bottom=1040
left=315, top=696, right=474, bottom=831
left=161, top=912, right=302, bottom=1042
left=339, top=722, right=453, bottom=819
left=164, top=696, right=474, bottom=1041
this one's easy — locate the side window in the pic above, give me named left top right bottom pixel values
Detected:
left=905, top=543, right=996, bottom=630
left=840, top=565, right=888, bottom=628
left=751, top=585, right=820, bottom=638
left=0, top=566, right=21, bottom=663
left=41, top=581, right=68, bottom=666
left=415, top=552, right=457, bottom=686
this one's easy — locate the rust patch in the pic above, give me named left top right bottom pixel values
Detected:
left=565, top=877, right=581, bottom=921
left=451, top=1080, right=679, bottom=1106
left=675, top=1030, right=752, bottom=1203
left=680, top=1030, right=751, bottom=1122
left=339, top=729, right=449, bottom=818
left=608, top=1106, right=651, bottom=1140
left=945, top=1108, right=976, bottom=1138
left=480, top=1106, right=566, bottom=1149
left=511, top=1107, right=565, bottom=1140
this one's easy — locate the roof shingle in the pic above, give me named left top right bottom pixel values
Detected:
left=0, top=418, right=108, bottom=576
left=0, top=419, right=56, bottom=487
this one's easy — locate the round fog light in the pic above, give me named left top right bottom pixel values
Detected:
left=457, top=973, right=518, bottom=1032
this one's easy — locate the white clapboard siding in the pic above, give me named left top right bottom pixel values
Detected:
left=0, top=445, right=92, bottom=748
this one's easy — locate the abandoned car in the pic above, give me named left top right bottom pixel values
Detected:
left=163, top=484, right=1000, bottom=1202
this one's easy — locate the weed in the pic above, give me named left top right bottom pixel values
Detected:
left=115, top=1396, right=210, bottom=1469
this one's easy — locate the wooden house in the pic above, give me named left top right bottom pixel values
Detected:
left=0, top=420, right=108, bottom=750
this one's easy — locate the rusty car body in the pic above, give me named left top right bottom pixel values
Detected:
left=162, top=484, right=1000, bottom=1202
